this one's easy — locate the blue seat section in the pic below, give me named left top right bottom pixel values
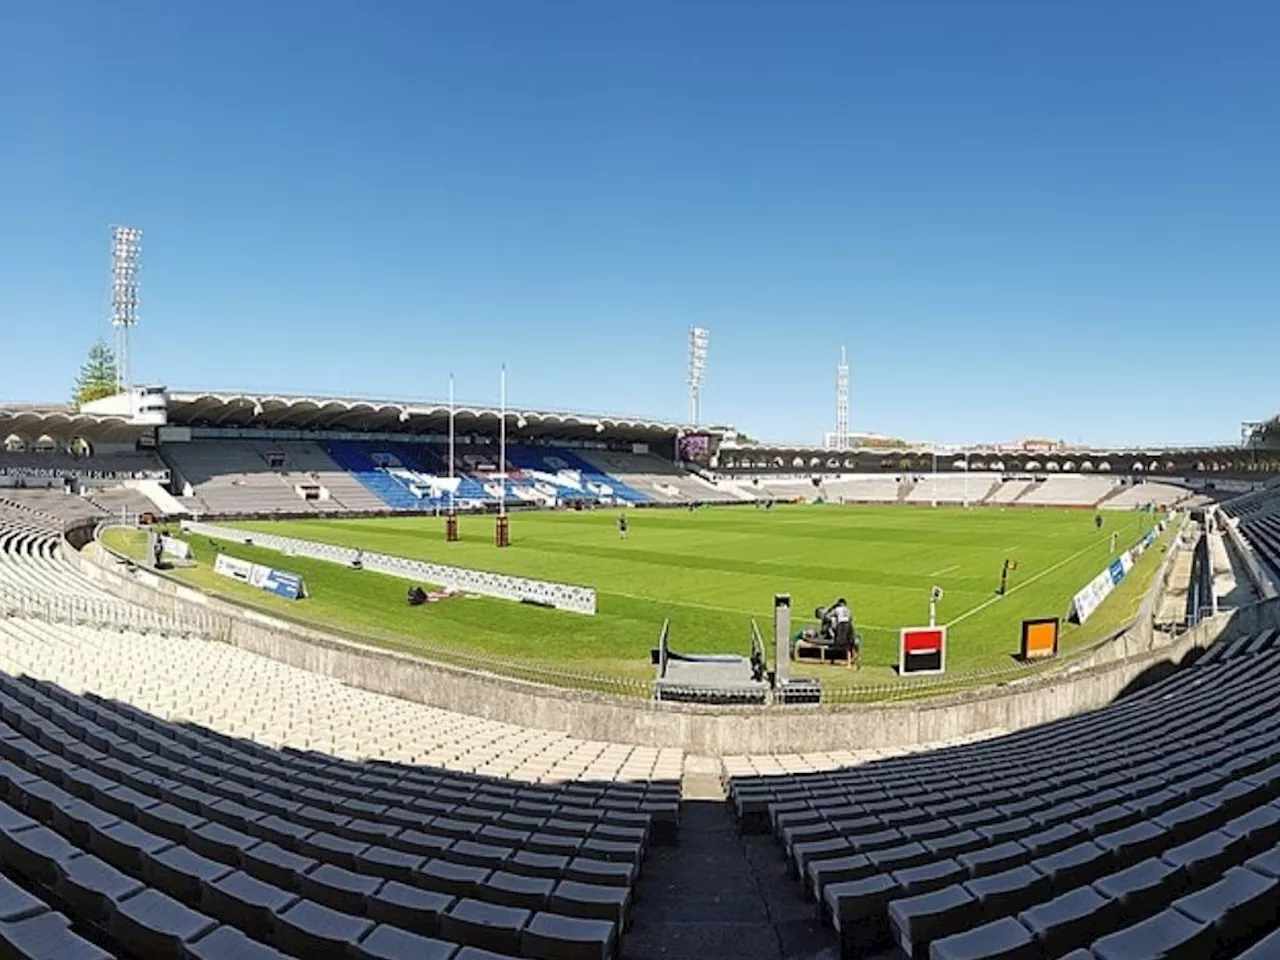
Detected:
left=320, top=440, right=651, bottom=509
left=506, top=447, right=650, bottom=504
left=502, top=450, right=595, bottom=503
left=319, top=441, right=448, bottom=510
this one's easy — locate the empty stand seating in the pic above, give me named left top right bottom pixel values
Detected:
left=1224, top=485, right=1280, bottom=585
left=727, top=628, right=1280, bottom=958
left=0, top=505, right=682, bottom=958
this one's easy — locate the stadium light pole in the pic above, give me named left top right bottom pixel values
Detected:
left=110, top=225, right=142, bottom=393
left=688, top=327, right=709, bottom=425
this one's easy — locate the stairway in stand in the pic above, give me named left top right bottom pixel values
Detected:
left=621, top=758, right=838, bottom=960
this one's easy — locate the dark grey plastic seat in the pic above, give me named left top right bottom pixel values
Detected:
left=1018, top=884, right=1122, bottom=957
left=90, top=820, right=173, bottom=874
left=1223, top=805, right=1280, bottom=855
left=241, top=841, right=316, bottom=892
left=521, top=911, right=617, bottom=960
left=2, top=825, right=83, bottom=887
left=958, top=841, right=1029, bottom=879
left=272, top=897, right=376, bottom=959
left=352, top=923, right=459, bottom=960
left=964, top=864, right=1051, bottom=919
left=1094, top=822, right=1169, bottom=869
left=486, top=870, right=554, bottom=911
left=1033, top=842, right=1112, bottom=895
left=182, top=924, right=291, bottom=960
left=823, top=872, right=902, bottom=955
left=0, top=871, right=48, bottom=923
left=187, top=822, right=258, bottom=864
left=563, top=857, right=635, bottom=888
left=355, top=844, right=424, bottom=883
left=54, top=852, right=144, bottom=924
left=439, top=897, right=531, bottom=955
left=1091, top=908, right=1215, bottom=960
left=52, top=799, right=118, bottom=849
left=1246, top=843, right=1280, bottom=879
left=366, top=880, right=453, bottom=936
left=508, top=850, right=569, bottom=882
left=548, top=879, right=629, bottom=926
left=1171, top=866, right=1280, bottom=953
left=107, top=887, right=219, bottom=959
left=245, top=813, right=312, bottom=849
left=1092, top=857, right=1184, bottom=920
left=136, top=802, right=207, bottom=844
left=199, top=869, right=298, bottom=942
left=893, top=858, right=967, bottom=898
left=0, top=910, right=114, bottom=960
left=807, top=853, right=873, bottom=897
left=1152, top=800, right=1219, bottom=844
left=144, top=846, right=234, bottom=907
left=888, top=883, right=976, bottom=959
left=929, top=915, right=1039, bottom=960
left=299, top=863, right=383, bottom=915
left=1160, top=831, right=1246, bottom=887
left=1236, top=926, right=1280, bottom=959
left=418, top=859, right=492, bottom=898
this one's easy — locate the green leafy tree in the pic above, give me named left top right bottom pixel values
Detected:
left=73, top=341, right=120, bottom=409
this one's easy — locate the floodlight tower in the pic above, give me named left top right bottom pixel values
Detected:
left=836, top=345, right=850, bottom=450
left=110, top=226, right=143, bottom=393
left=688, top=327, right=709, bottom=425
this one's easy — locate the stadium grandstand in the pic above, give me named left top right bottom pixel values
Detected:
left=3, top=390, right=1275, bottom=523
left=0, top=381, right=1279, bottom=959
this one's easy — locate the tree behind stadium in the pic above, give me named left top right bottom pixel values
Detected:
left=73, top=341, right=119, bottom=409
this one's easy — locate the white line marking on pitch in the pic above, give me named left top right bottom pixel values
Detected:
left=929, top=565, right=960, bottom=577
left=945, top=518, right=1146, bottom=629
left=605, top=589, right=894, bottom=631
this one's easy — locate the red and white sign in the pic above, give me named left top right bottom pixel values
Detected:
left=899, top=626, right=947, bottom=676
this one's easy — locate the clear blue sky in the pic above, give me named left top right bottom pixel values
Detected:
left=3, top=1, right=1277, bottom=446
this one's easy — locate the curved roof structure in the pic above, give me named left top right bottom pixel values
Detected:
left=165, top=390, right=694, bottom=441
left=0, top=404, right=147, bottom=445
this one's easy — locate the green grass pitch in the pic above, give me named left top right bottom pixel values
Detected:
left=130, top=503, right=1169, bottom=688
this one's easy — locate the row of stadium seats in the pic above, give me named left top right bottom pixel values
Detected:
left=727, top=628, right=1280, bottom=959
left=0, top=497, right=684, bottom=958
left=752, top=473, right=1202, bottom=511
left=163, top=439, right=666, bottom=515
left=1230, top=486, right=1280, bottom=585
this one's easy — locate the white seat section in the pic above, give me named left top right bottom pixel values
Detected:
left=576, top=450, right=718, bottom=502
left=0, top=506, right=683, bottom=786
left=0, top=616, right=682, bottom=783
left=903, top=473, right=1001, bottom=504
left=1102, top=480, right=1191, bottom=511
left=816, top=475, right=903, bottom=502
left=1018, top=475, right=1120, bottom=507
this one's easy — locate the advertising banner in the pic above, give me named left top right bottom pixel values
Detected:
left=1070, top=519, right=1169, bottom=624
left=899, top=626, right=947, bottom=676
left=160, top=536, right=191, bottom=561
left=213, top=553, right=305, bottom=600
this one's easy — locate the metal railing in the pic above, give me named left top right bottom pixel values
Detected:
left=78, top=515, right=1181, bottom=706
left=0, top=580, right=221, bottom=636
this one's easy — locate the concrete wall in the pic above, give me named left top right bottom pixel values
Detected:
left=69, top=531, right=1280, bottom=756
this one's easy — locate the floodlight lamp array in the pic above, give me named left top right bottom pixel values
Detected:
left=688, top=326, right=709, bottom=388
left=110, top=226, right=142, bottom=329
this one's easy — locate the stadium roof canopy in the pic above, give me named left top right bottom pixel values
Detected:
left=0, top=404, right=146, bottom=444
left=168, top=390, right=693, bottom=441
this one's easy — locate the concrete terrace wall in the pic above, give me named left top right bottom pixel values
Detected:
left=69, top=528, right=1280, bottom=756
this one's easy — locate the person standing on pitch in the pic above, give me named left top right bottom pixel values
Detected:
left=618, top=512, right=628, bottom=540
